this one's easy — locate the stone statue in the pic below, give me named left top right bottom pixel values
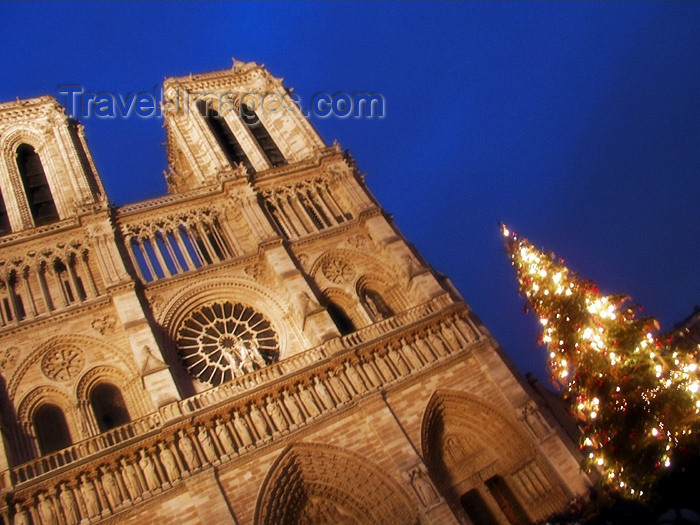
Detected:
left=427, top=333, right=446, bottom=357
left=411, top=468, right=439, bottom=506
left=37, top=492, right=58, bottom=525
left=313, top=376, right=333, bottom=410
left=249, top=403, right=269, bottom=438
left=12, top=503, right=30, bottom=525
left=329, top=371, right=349, bottom=403
left=59, top=483, right=81, bottom=524
left=415, top=338, right=435, bottom=362
left=442, top=321, right=463, bottom=349
left=250, top=343, right=267, bottom=368
left=159, top=442, right=180, bottom=483
left=177, top=430, right=200, bottom=470
left=361, top=359, right=380, bottom=387
left=524, top=404, right=550, bottom=438
left=389, top=348, right=410, bottom=375
left=266, top=396, right=288, bottom=433
left=232, top=410, right=254, bottom=447
left=197, top=426, right=218, bottom=462
left=215, top=418, right=236, bottom=455
left=101, top=466, right=122, bottom=510
left=139, top=449, right=160, bottom=491
left=236, top=340, right=255, bottom=374
left=80, top=474, right=100, bottom=518
left=283, top=390, right=303, bottom=424
left=374, top=354, right=394, bottom=381
left=120, top=457, right=141, bottom=500
left=298, top=383, right=321, bottom=417
left=344, top=362, right=365, bottom=394
left=401, top=341, right=422, bottom=369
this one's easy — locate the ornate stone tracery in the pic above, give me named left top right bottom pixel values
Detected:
left=176, top=300, right=279, bottom=386
left=321, top=257, right=355, bottom=284
left=41, top=346, right=85, bottom=382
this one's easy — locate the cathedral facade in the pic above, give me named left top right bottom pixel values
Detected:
left=0, top=62, right=589, bottom=525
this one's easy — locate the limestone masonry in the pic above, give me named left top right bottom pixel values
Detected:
left=0, top=62, right=590, bottom=524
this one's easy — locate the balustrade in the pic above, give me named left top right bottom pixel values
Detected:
left=4, top=299, right=481, bottom=524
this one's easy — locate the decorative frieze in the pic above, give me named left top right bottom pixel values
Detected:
left=3, top=300, right=479, bottom=523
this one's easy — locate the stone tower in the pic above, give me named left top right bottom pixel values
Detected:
left=0, top=62, right=590, bottom=525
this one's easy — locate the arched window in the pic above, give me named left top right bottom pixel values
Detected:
left=16, top=144, right=59, bottom=225
left=90, top=383, right=130, bottom=432
left=34, top=403, right=72, bottom=455
left=327, top=302, right=355, bottom=335
left=361, top=289, right=394, bottom=321
left=196, top=100, right=253, bottom=173
left=240, top=102, right=286, bottom=167
left=0, top=189, right=11, bottom=235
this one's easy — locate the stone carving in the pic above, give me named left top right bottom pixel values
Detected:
left=347, top=234, right=369, bottom=250
left=232, top=410, right=254, bottom=448
left=296, top=253, right=309, bottom=267
left=12, top=502, right=30, bottom=525
left=0, top=346, right=19, bottom=371
left=283, top=390, right=303, bottom=425
left=249, top=404, right=270, bottom=439
left=266, top=396, right=288, bottom=433
left=41, top=346, right=85, bottom=381
left=429, top=332, right=448, bottom=357
left=344, top=361, right=365, bottom=394
left=59, top=483, right=81, bottom=525
left=177, top=430, right=200, bottom=470
left=80, top=474, right=100, bottom=518
left=215, top=418, right=236, bottom=456
left=456, top=315, right=480, bottom=342
left=176, top=301, right=278, bottom=386
left=299, top=497, right=348, bottom=525
left=400, top=340, right=422, bottom=369
left=444, top=435, right=469, bottom=465
left=298, top=383, right=321, bottom=417
left=158, top=443, right=180, bottom=483
left=328, top=370, right=349, bottom=404
left=139, top=449, right=160, bottom=491
left=523, top=404, right=550, bottom=439
left=361, top=358, right=381, bottom=387
left=410, top=337, right=431, bottom=363
left=100, top=466, right=121, bottom=509
left=374, top=353, right=394, bottom=382
left=91, top=314, right=116, bottom=335
left=36, top=492, right=58, bottom=525
left=120, top=457, right=141, bottom=500
left=321, top=257, right=355, bottom=284
left=410, top=468, right=439, bottom=507
left=441, top=321, right=463, bottom=350
left=197, top=425, right=218, bottom=462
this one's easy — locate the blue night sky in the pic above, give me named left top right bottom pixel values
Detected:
left=1, top=2, right=698, bottom=384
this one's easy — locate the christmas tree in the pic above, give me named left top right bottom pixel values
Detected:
left=501, top=224, right=699, bottom=498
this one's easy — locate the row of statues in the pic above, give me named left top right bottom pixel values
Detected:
left=8, top=315, right=478, bottom=524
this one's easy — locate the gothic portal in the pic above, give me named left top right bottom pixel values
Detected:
left=0, top=62, right=590, bottom=525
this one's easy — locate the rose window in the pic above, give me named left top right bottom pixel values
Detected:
left=176, top=301, right=279, bottom=386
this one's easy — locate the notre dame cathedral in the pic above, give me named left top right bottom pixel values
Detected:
left=0, top=61, right=590, bottom=525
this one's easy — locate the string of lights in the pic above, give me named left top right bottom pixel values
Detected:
left=501, top=224, right=699, bottom=498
